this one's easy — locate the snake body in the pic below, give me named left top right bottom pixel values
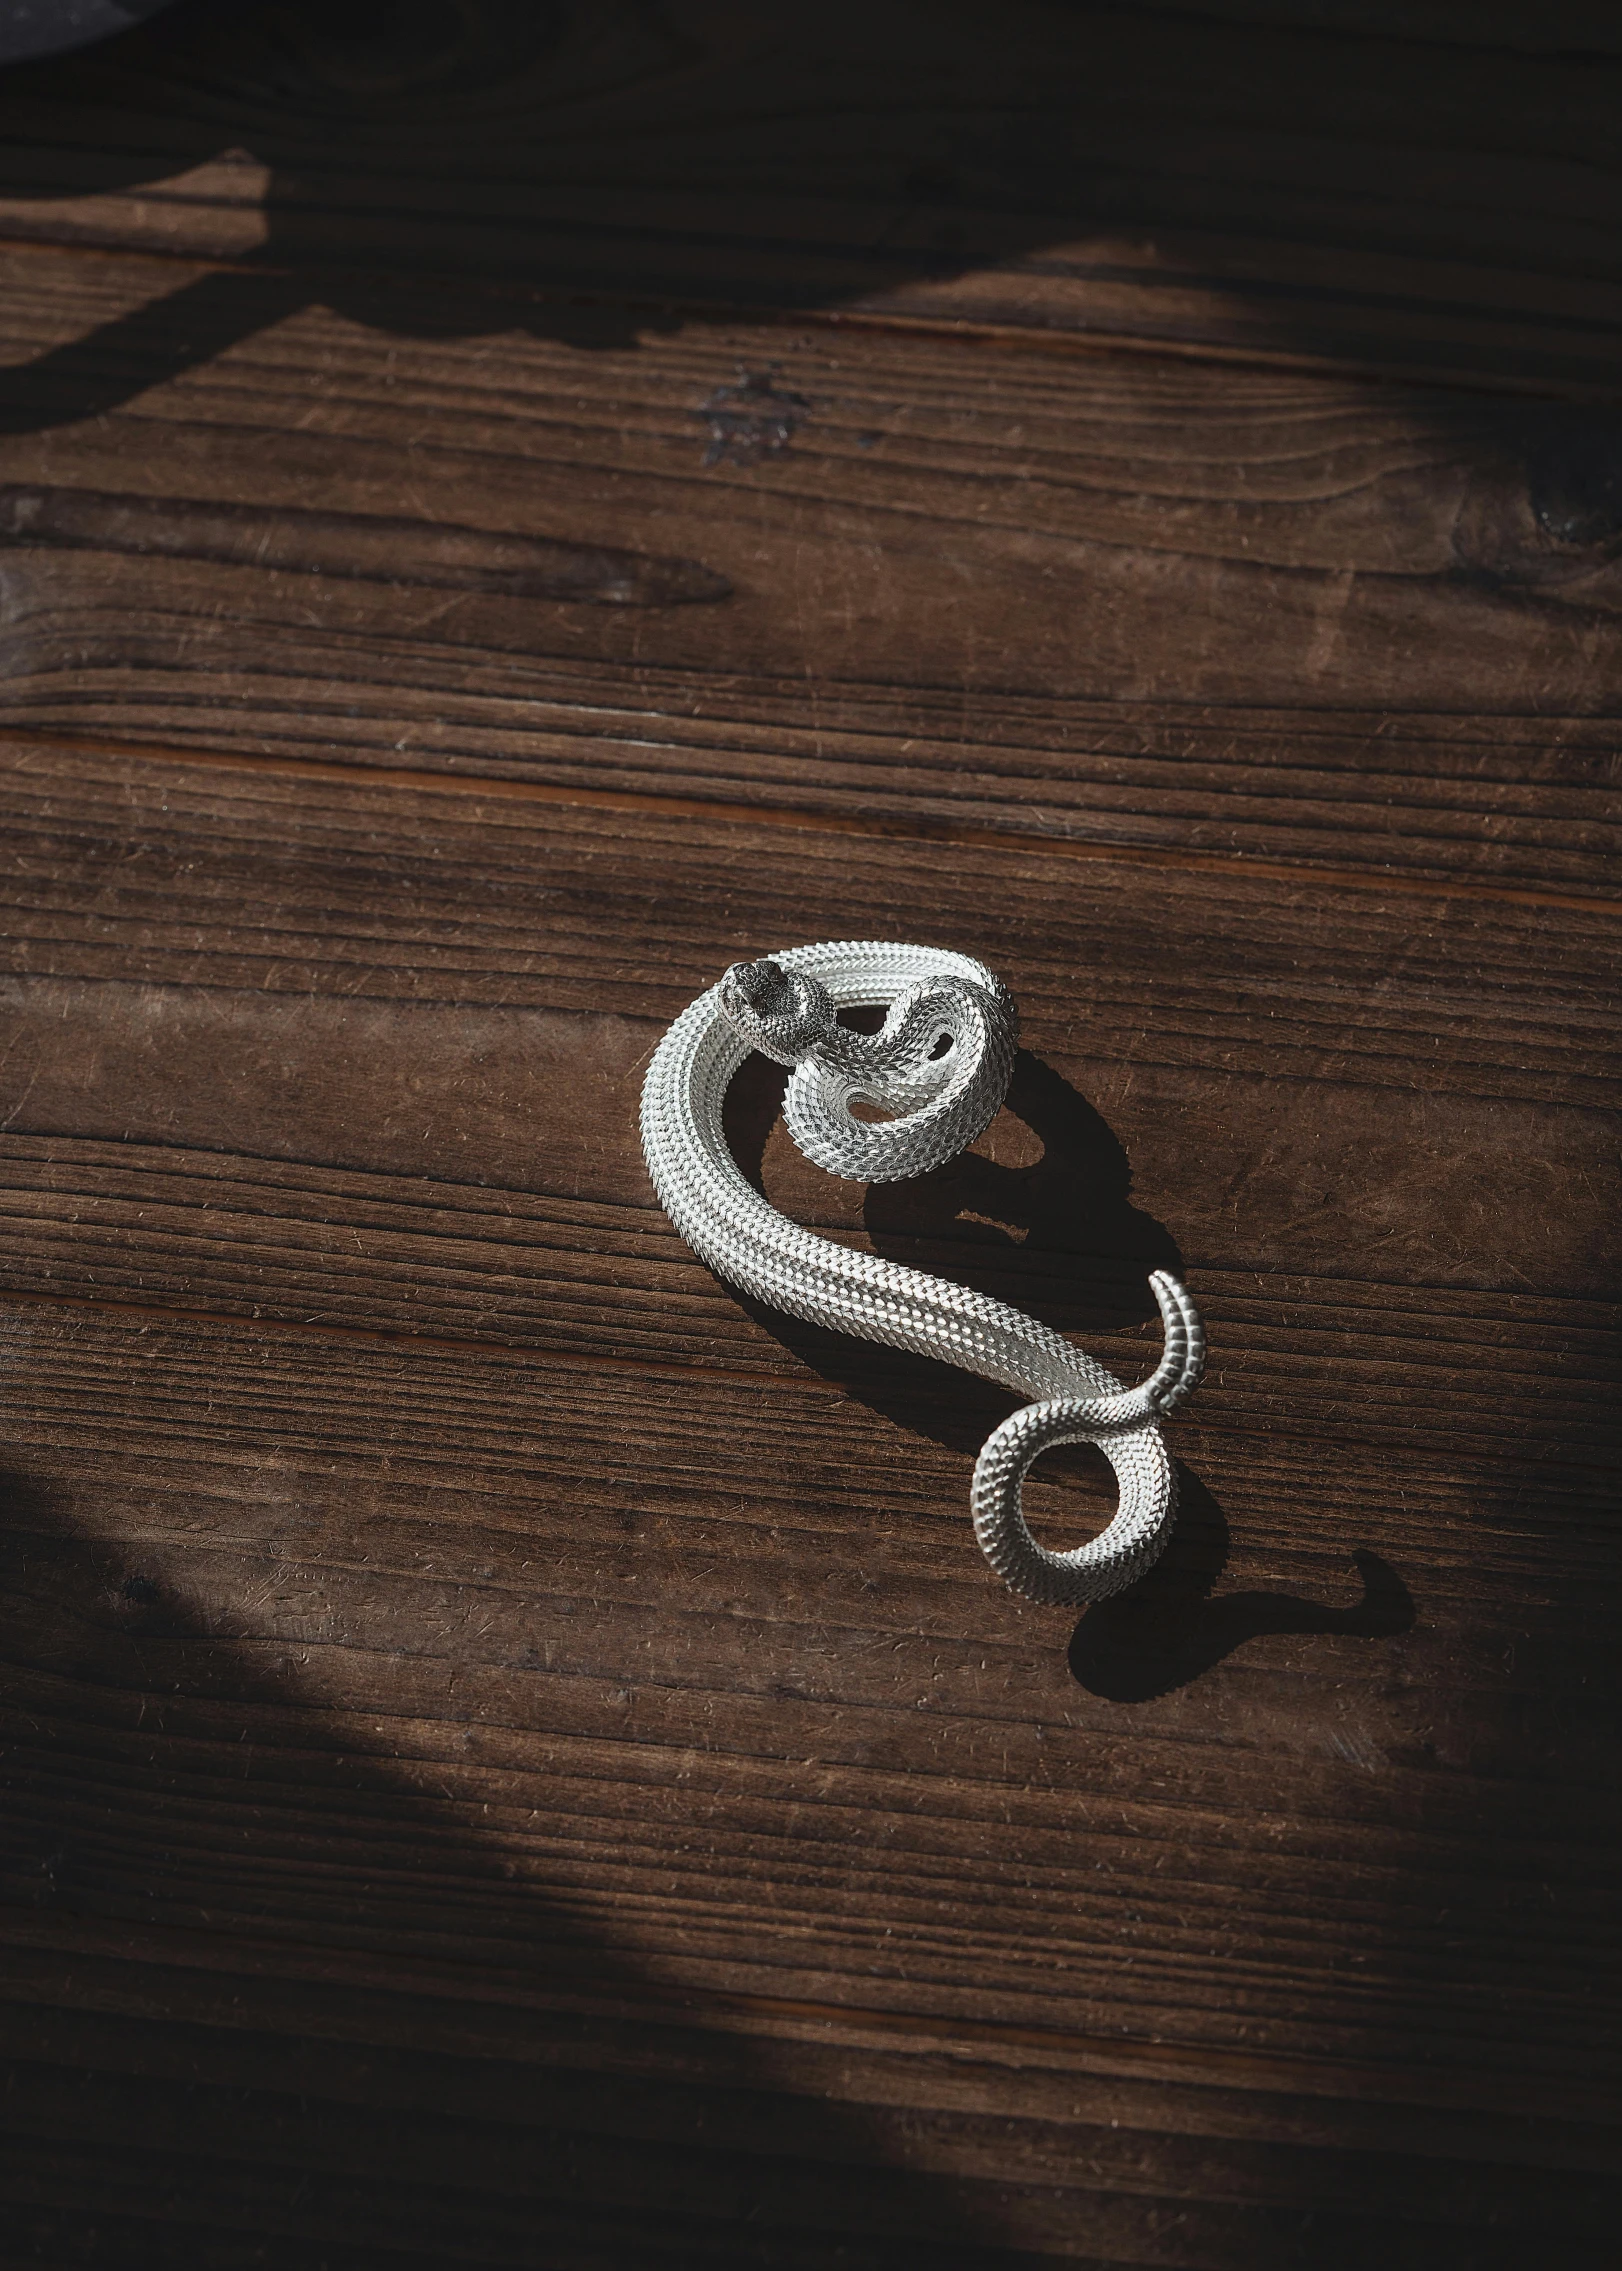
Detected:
left=640, top=940, right=1204, bottom=1604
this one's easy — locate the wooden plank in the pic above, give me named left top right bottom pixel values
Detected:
left=0, top=1297, right=1615, bottom=2082
left=1, top=11, right=1616, bottom=2254
left=2, top=261, right=1621, bottom=891
left=0, top=737, right=1615, bottom=1244
left=0, top=3, right=1618, bottom=393
left=0, top=1297, right=1613, bottom=2271
left=0, top=743, right=1614, bottom=2113
left=0, top=743, right=1614, bottom=1435
left=0, top=1934, right=1610, bottom=2270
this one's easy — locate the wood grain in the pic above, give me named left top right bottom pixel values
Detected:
left=0, top=1936, right=1608, bottom=2271
left=0, top=21, right=1618, bottom=2248
left=0, top=1294, right=1614, bottom=2266
left=0, top=1, right=1618, bottom=393
left=0, top=735, right=1616, bottom=2250
left=1, top=256, right=1621, bottom=890
left=0, top=739, right=1614, bottom=2064
left=0, top=1308, right=1608, bottom=2116
left=0, top=740, right=1614, bottom=1477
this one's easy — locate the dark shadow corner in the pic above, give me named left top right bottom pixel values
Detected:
left=0, top=0, right=1618, bottom=580
left=0, top=1450, right=1024, bottom=2269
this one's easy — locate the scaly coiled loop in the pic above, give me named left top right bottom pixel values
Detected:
left=718, top=951, right=1016, bottom=1182
left=640, top=941, right=1204, bottom=1604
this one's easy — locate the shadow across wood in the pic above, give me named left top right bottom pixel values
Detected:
left=6, top=1303, right=1578, bottom=2267
left=2, top=4, right=1621, bottom=906
left=0, top=1463, right=1040, bottom=2268
left=1, top=0, right=1621, bottom=430
left=1069, top=1477, right=1416, bottom=1704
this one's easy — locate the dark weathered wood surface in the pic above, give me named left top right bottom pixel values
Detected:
left=2, top=252, right=1620, bottom=891
left=0, top=4, right=1618, bottom=2265
left=0, top=1, right=1620, bottom=393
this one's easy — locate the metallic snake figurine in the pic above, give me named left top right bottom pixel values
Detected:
left=640, top=941, right=1205, bottom=1605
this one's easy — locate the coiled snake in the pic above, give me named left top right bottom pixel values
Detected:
left=640, top=940, right=1204, bottom=1604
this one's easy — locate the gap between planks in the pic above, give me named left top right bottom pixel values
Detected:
left=5, top=724, right=1617, bottom=921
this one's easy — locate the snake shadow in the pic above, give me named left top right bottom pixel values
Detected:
left=1070, top=1473, right=1414, bottom=1703
left=724, top=1041, right=1414, bottom=1697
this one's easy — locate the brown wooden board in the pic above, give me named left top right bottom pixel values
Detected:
left=0, top=2, right=1619, bottom=395
left=0, top=739, right=1615, bottom=2178
left=2, top=1285, right=1616, bottom=2052
left=0, top=1932, right=1610, bottom=2271
left=0, top=1296, right=1615, bottom=2267
left=0, top=799, right=1614, bottom=2230
left=1, top=257, right=1621, bottom=893
left=0, top=16, right=1618, bottom=2246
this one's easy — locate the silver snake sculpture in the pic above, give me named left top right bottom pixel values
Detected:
left=640, top=940, right=1205, bottom=1604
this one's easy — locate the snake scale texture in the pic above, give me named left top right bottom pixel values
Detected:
left=640, top=940, right=1205, bottom=1605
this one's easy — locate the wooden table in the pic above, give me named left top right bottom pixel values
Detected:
left=0, top=5, right=1617, bottom=2262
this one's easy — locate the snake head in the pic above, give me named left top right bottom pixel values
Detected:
left=718, top=957, right=838, bottom=1067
